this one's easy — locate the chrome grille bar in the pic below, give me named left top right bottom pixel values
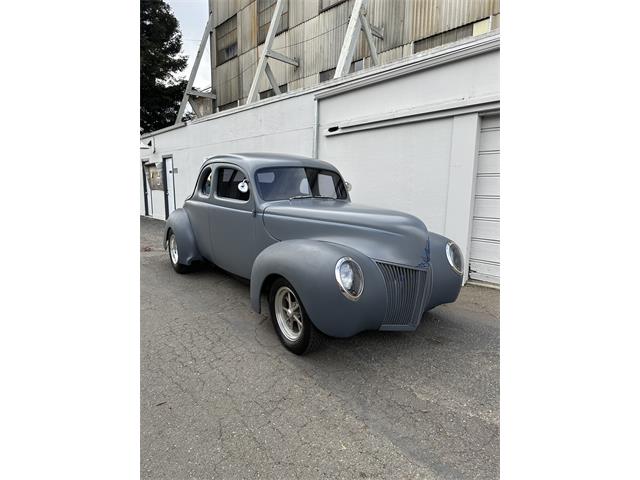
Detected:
left=376, top=262, right=432, bottom=328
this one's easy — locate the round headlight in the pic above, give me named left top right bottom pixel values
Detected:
left=335, top=257, right=364, bottom=300
left=446, top=241, right=464, bottom=275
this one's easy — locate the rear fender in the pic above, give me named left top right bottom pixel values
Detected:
left=164, top=208, right=202, bottom=265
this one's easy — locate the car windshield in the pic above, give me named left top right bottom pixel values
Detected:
left=255, top=167, right=348, bottom=201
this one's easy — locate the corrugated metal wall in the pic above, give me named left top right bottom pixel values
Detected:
left=207, top=0, right=499, bottom=108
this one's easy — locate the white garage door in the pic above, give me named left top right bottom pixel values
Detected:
left=469, top=114, right=500, bottom=284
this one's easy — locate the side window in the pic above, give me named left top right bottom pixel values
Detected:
left=199, top=168, right=212, bottom=197
left=216, top=167, right=249, bottom=201
left=317, top=173, right=338, bottom=198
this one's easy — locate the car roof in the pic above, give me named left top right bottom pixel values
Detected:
left=203, top=152, right=338, bottom=175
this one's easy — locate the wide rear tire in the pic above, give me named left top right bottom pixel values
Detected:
left=168, top=230, right=190, bottom=274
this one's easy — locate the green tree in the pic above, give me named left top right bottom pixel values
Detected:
left=140, top=0, right=188, bottom=133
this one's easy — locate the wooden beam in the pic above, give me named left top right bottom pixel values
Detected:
left=246, top=0, right=286, bottom=104
left=359, top=12, right=379, bottom=66
left=334, top=0, right=366, bottom=79
left=188, top=89, right=217, bottom=100
left=266, top=50, right=299, bottom=67
left=369, top=23, right=384, bottom=40
left=264, top=63, right=281, bottom=94
left=175, top=14, right=213, bottom=124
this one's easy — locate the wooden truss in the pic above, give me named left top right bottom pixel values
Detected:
left=246, top=0, right=298, bottom=105
left=177, top=0, right=384, bottom=119
left=334, top=0, right=383, bottom=79
left=175, top=13, right=216, bottom=125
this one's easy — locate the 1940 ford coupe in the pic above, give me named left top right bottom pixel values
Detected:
left=165, top=153, right=463, bottom=354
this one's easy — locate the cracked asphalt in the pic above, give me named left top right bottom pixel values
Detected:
left=141, top=217, right=499, bottom=480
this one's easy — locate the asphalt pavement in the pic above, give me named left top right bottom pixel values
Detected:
left=140, top=216, right=499, bottom=480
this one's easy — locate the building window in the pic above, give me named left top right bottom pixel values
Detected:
left=319, top=59, right=363, bottom=82
left=319, top=68, right=335, bottom=83
left=216, top=15, right=237, bottom=65
left=259, top=83, right=288, bottom=99
left=414, top=17, right=493, bottom=54
left=216, top=167, right=250, bottom=201
left=218, top=100, right=239, bottom=111
left=258, top=0, right=288, bottom=45
left=145, top=164, right=164, bottom=191
left=319, top=0, right=347, bottom=12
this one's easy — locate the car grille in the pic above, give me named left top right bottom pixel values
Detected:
left=376, top=261, right=432, bottom=328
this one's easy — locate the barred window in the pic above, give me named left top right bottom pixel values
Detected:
left=216, top=15, right=237, bottom=65
left=258, top=0, right=288, bottom=45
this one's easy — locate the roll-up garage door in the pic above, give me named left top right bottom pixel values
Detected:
left=469, top=114, right=500, bottom=284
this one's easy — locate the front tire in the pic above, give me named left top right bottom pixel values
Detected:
left=268, top=278, right=321, bottom=355
left=168, top=231, right=190, bottom=274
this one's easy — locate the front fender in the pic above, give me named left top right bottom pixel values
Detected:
left=250, top=240, right=387, bottom=338
left=426, top=232, right=463, bottom=310
left=164, top=208, right=202, bottom=266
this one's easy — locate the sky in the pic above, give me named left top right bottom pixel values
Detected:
left=166, top=0, right=212, bottom=90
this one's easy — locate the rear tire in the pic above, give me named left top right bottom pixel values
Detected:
left=268, top=278, right=321, bottom=355
left=168, top=231, right=190, bottom=274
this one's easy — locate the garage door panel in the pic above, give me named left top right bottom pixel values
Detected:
left=469, top=261, right=500, bottom=283
left=477, top=152, right=500, bottom=174
left=470, top=239, right=500, bottom=264
left=473, top=197, right=499, bottom=219
left=471, top=219, right=499, bottom=241
left=478, top=129, right=500, bottom=152
left=475, top=175, right=500, bottom=197
left=470, top=114, right=500, bottom=284
left=480, top=115, right=500, bottom=129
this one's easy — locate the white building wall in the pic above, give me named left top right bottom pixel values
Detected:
left=316, top=48, right=499, bottom=281
left=146, top=94, right=316, bottom=208
left=141, top=35, right=500, bottom=282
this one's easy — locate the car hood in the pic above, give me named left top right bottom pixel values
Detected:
left=262, top=199, right=430, bottom=268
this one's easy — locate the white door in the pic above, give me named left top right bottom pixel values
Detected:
left=469, top=114, right=500, bottom=284
left=164, top=156, right=176, bottom=216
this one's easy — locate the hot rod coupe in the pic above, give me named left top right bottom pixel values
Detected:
left=165, top=153, right=463, bottom=354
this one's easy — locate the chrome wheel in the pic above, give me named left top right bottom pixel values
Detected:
left=274, top=286, right=303, bottom=342
left=169, top=233, right=179, bottom=265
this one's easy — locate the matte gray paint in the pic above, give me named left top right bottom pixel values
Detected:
left=250, top=240, right=387, bottom=338
left=165, top=152, right=462, bottom=337
left=262, top=200, right=430, bottom=268
left=163, top=208, right=202, bottom=265
left=426, top=232, right=463, bottom=309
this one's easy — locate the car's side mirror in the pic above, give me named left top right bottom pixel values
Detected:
left=238, top=179, right=249, bottom=193
left=344, top=181, right=352, bottom=192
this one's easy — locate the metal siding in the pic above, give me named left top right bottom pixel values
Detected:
left=239, top=49, right=258, bottom=102
left=288, top=0, right=305, bottom=28
left=285, top=22, right=305, bottom=81
left=217, top=57, right=240, bottom=105
left=470, top=114, right=500, bottom=284
left=238, top=2, right=257, bottom=54
left=411, top=0, right=499, bottom=42
left=214, top=0, right=500, bottom=107
left=368, top=0, right=406, bottom=54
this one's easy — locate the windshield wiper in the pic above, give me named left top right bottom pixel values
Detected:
left=289, top=195, right=337, bottom=200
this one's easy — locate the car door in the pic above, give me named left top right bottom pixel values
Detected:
left=184, top=165, right=215, bottom=261
left=209, top=163, right=256, bottom=278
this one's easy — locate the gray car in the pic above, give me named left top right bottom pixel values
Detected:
left=165, top=153, right=463, bottom=354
